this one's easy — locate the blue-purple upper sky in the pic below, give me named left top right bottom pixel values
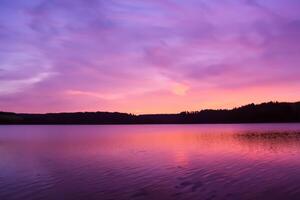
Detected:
left=0, top=0, right=300, bottom=113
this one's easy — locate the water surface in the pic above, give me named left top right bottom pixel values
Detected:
left=1, top=124, right=300, bottom=200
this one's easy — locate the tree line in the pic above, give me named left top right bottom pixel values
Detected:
left=1, top=101, right=300, bottom=124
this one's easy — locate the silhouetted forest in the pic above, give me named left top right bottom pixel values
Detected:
left=1, top=101, right=300, bottom=124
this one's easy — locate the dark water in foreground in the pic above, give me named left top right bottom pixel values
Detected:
left=1, top=124, right=300, bottom=200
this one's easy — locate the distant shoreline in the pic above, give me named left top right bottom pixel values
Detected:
left=1, top=101, right=300, bottom=125
left=1, top=123, right=300, bottom=126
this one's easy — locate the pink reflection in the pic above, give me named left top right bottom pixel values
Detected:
left=1, top=124, right=300, bottom=199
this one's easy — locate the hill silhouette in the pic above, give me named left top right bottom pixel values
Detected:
left=1, top=101, right=300, bottom=124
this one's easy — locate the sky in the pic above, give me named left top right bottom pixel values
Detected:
left=0, top=0, right=300, bottom=114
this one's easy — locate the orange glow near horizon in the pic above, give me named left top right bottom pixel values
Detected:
left=0, top=1, right=300, bottom=113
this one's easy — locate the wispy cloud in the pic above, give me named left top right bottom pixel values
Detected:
left=0, top=72, right=56, bottom=95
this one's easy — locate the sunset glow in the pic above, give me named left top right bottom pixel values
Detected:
left=0, top=0, right=300, bottom=113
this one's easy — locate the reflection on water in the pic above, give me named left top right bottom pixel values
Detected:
left=1, top=124, right=300, bottom=200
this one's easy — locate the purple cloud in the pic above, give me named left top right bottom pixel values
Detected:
left=0, top=0, right=300, bottom=113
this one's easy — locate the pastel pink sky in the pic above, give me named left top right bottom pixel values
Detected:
left=0, top=0, right=300, bottom=114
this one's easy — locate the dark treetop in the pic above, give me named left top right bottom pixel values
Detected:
left=1, top=101, right=300, bottom=124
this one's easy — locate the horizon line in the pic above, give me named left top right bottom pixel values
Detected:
left=2, top=100, right=299, bottom=116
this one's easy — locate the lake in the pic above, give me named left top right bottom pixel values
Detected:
left=1, top=124, right=300, bottom=200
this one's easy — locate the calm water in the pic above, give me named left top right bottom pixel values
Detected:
left=1, top=124, right=300, bottom=200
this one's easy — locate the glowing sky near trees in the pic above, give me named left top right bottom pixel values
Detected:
left=0, top=0, right=300, bottom=113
